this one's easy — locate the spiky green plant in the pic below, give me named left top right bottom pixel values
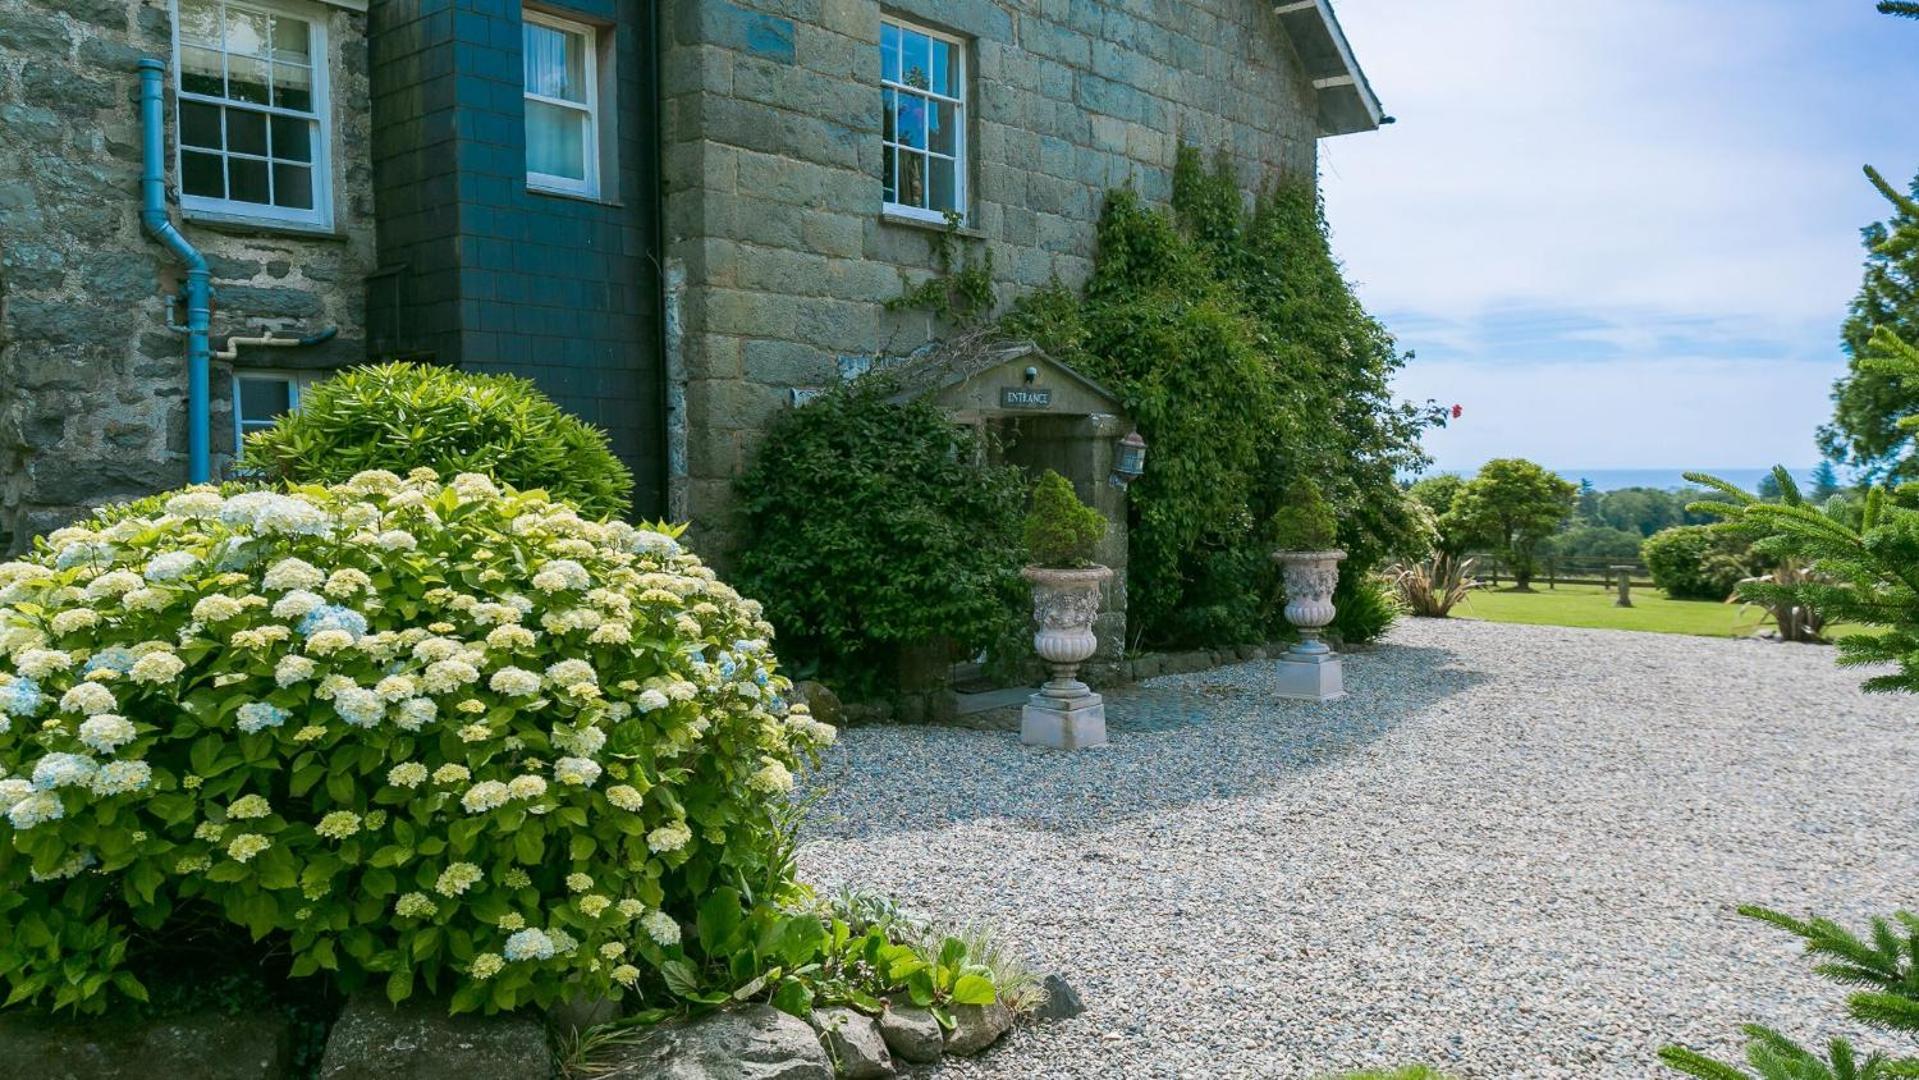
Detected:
left=1685, top=466, right=1918, bottom=692
left=1660, top=908, right=1919, bottom=1079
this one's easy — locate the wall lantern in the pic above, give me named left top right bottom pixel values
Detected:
left=1110, top=431, right=1148, bottom=488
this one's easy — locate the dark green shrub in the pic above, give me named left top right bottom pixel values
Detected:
left=1272, top=478, right=1339, bottom=551
left=241, top=362, right=634, bottom=518
left=1642, top=524, right=1753, bottom=601
left=733, top=380, right=1026, bottom=693
left=1023, top=471, right=1107, bottom=567
left=1331, top=571, right=1402, bottom=644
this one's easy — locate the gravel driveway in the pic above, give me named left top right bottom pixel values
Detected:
left=797, top=619, right=1919, bottom=1079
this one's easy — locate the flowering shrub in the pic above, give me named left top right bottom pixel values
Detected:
left=0, top=471, right=833, bottom=1014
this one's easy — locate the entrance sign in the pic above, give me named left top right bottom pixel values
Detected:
left=1000, top=386, right=1053, bottom=410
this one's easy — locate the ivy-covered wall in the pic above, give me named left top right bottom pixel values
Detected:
left=658, top=0, right=1322, bottom=556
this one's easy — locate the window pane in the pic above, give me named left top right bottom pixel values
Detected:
left=929, top=156, right=956, bottom=213
left=183, top=151, right=225, bottom=198
left=898, top=151, right=924, bottom=208
left=273, top=163, right=313, bottom=209
left=882, top=145, right=895, bottom=203
left=273, top=62, right=312, bottom=112
left=525, top=99, right=586, bottom=180
left=229, top=156, right=270, bottom=203
left=881, top=88, right=894, bottom=144
left=524, top=21, right=586, bottom=103
left=270, top=16, right=310, bottom=64
left=239, top=379, right=293, bottom=422
left=228, top=56, right=270, bottom=104
left=225, top=6, right=269, bottom=57
left=901, top=30, right=929, bottom=91
left=880, top=23, right=899, bottom=82
left=227, top=108, right=267, bottom=155
left=896, top=93, right=925, bottom=150
left=179, top=0, right=220, bottom=46
left=181, top=45, right=224, bottom=97
left=181, top=101, right=222, bottom=148
left=270, top=115, right=311, bottom=162
left=929, top=39, right=953, bottom=97
left=929, top=99, right=956, bottom=155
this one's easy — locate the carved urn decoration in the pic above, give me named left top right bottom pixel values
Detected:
left=1274, top=550, right=1346, bottom=657
left=1271, top=549, right=1347, bottom=701
left=1020, top=565, right=1113, bottom=749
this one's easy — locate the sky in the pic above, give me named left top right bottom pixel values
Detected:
left=1318, top=0, right=1919, bottom=475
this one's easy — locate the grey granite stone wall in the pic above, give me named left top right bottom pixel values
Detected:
left=659, top=0, right=1320, bottom=554
left=0, top=0, right=375, bottom=549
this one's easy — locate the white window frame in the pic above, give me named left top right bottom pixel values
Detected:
left=232, top=369, right=319, bottom=454
left=881, top=17, right=967, bottom=225
left=171, top=0, right=334, bottom=230
left=523, top=9, right=601, bottom=199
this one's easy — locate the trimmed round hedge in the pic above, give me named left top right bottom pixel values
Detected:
left=0, top=471, right=832, bottom=1014
left=241, top=363, right=636, bottom=519
left=1642, top=524, right=1752, bottom=601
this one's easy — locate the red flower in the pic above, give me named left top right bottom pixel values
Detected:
left=1450, top=404, right=1464, bottom=419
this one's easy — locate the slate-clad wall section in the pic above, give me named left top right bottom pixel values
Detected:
left=659, top=0, right=1319, bottom=555
left=368, top=0, right=666, bottom=515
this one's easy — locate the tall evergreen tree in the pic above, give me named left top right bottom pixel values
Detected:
left=1817, top=166, right=1919, bottom=483
left=1811, top=460, right=1844, bottom=502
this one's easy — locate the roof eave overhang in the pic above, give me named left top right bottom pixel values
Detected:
left=1274, top=0, right=1386, bottom=138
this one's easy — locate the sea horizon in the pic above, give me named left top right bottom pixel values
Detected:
left=1423, top=466, right=1823, bottom=493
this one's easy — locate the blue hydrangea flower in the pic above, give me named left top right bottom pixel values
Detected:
left=297, top=604, right=369, bottom=640
left=504, top=928, right=557, bottom=962
left=83, top=648, right=138, bottom=677
left=0, top=677, right=46, bottom=718
left=31, top=752, right=99, bottom=791
left=236, top=702, right=291, bottom=734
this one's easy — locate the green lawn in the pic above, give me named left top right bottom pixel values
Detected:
left=1453, top=582, right=1877, bottom=640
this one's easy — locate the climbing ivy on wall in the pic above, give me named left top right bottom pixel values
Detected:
left=1002, top=147, right=1444, bottom=648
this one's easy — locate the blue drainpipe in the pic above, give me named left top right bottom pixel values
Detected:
left=138, top=57, right=212, bottom=485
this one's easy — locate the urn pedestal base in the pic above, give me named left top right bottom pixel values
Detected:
left=1021, top=692, right=1108, bottom=749
left=1272, top=652, right=1345, bottom=702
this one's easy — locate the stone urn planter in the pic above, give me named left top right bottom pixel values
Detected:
left=1020, top=564, right=1113, bottom=749
left=1271, top=548, right=1347, bottom=701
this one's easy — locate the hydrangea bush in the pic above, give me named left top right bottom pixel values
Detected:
left=0, top=471, right=833, bottom=1014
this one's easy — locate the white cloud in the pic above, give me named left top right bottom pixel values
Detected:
left=1317, top=0, right=1919, bottom=469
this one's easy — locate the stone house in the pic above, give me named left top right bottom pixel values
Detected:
left=0, top=0, right=1382, bottom=552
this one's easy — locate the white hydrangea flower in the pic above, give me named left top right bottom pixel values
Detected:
left=333, top=686, right=385, bottom=728
left=191, top=595, right=244, bottom=623
left=163, top=490, right=225, bottom=519
left=605, top=784, right=645, bottom=812
left=747, top=759, right=794, bottom=795
left=77, top=715, right=136, bottom=754
left=393, top=697, right=438, bottom=732
left=531, top=559, right=590, bottom=594
left=647, top=821, right=692, bottom=853
left=553, top=756, right=602, bottom=787
left=13, top=649, right=73, bottom=679
left=461, top=781, right=510, bottom=813
left=486, top=624, right=536, bottom=651
left=60, top=682, right=116, bottom=715
left=128, top=651, right=185, bottom=684
left=375, top=530, right=417, bottom=552
left=49, top=609, right=100, bottom=635
left=262, top=557, right=325, bottom=592
left=488, top=666, right=541, bottom=697
left=642, top=911, right=681, bottom=947
left=387, top=762, right=429, bottom=788
left=507, top=774, right=548, bottom=801
left=272, top=589, right=325, bottom=620
left=275, top=655, right=317, bottom=687
left=143, top=551, right=197, bottom=583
